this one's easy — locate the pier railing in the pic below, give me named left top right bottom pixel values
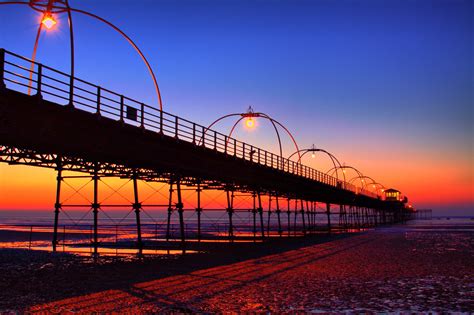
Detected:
left=0, top=48, right=377, bottom=198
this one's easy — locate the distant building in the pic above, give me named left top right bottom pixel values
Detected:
left=384, top=188, right=401, bottom=201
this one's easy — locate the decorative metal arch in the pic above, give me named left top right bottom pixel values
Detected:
left=348, top=175, right=385, bottom=195
left=287, top=145, right=345, bottom=183
left=327, top=165, right=366, bottom=190
left=1, top=0, right=163, bottom=111
left=199, top=107, right=301, bottom=159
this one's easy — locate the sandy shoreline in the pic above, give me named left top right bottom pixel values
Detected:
left=0, top=220, right=473, bottom=312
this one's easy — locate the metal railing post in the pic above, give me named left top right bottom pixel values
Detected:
left=68, top=72, right=74, bottom=107
left=201, top=126, right=205, bottom=147
left=36, top=63, right=43, bottom=99
left=119, top=95, right=124, bottom=121
left=224, top=136, right=228, bottom=154
left=140, top=103, right=145, bottom=128
left=175, top=116, right=179, bottom=138
left=214, top=131, right=217, bottom=150
left=192, top=123, right=196, bottom=144
left=160, top=110, right=164, bottom=134
left=96, top=86, right=101, bottom=115
left=0, top=49, right=5, bottom=90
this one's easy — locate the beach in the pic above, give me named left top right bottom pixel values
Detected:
left=0, top=218, right=473, bottom=312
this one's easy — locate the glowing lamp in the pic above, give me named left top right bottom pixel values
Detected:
left=245, top=117, right=255, bottom=128
left=42, top=14, right=57, bottom=30
left=311, top=152, right=315, bottom=159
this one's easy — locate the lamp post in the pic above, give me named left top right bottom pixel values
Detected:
left=200, top=106, right=301, bottom=160
left=348, top=175, right=385, bottom=196
left=327, top=165, right=366, bottom=193
left=287, top=145, right=346, bottom=184
left=1, top=0, right=163, bottom=111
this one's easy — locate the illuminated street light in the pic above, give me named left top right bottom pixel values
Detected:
left=41, top=14, right=57, bottom=29
left=245, top=117, right=255, bottom=129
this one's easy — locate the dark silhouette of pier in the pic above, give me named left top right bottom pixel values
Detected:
left=0, top=49, right=413, bottom=255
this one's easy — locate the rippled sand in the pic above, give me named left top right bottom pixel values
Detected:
left=1, top=219, right=473, bottom=312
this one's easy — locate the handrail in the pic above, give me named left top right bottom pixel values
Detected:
left=0, top=48, right=378, bottom=198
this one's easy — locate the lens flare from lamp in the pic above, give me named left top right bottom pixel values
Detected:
left=311, top=152, right=315, bottom=158
left=41, top=15, right=57, bottom=30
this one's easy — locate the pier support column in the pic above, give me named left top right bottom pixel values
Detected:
left=344, top=204, right=348, bottom=229
left=300, top=200, right=306, bottom=235
left=132, top=171, right=143, bottom=257
left=313, top=202, right=318, bottom=231
left=257, top=192, right=265, bottom=239
left=352, top=206, right=357, bottom=228
left=338, top=204, right=343, bottom=229
left=287, top=198, right=291, bottom=237
left=196, top=182, right=202, bottom=242
left=348, top=206, right=352, bottom=228
left=92, top=163, right=100, bottom=259
left=293, top=200, right=298, bottom=236
left=365, top=207, right=369, bottom=227
left=354, top=206, right=360, bottom=229
left=357, top=207, right=361, bottom=229
left=226, top=189, right=234, bottom=241
left=276, top=196, right=282, bottom=236
left=252, top=193, right=257, bottom=241
left=326, top=202, right=331, bottom=233
left=267, top=195, right=272, bottom=237
left=166, top=181, right=174, bottom=242
left=305, top=200, right=313, bottom=231
left=52, top=159, right=63, bottom=252
left=176, top=179, right=185, bottom=246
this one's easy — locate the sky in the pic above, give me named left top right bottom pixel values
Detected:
left=0, top=0, right=472, bottom=215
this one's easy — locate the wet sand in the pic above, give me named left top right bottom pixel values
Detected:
left=1, top=220, right=473, bottom=312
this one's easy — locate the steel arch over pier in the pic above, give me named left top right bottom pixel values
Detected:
left=0, top=49, right=413, bottom=255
